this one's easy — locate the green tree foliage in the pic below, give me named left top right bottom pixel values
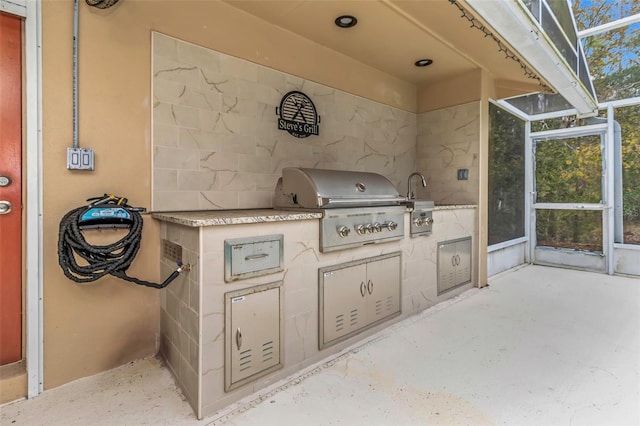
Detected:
left=535, top=135, right=603, bottom=250
left=617, top=105, right=640, bottom=224
left=572, top=0, right=640, bottom=101
left=536, top=136, right=602, bottom=204
left=534, top=0, right=640, bottom=245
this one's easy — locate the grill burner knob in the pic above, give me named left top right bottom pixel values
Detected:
left=372, top=222, right=382, bottom=233
left=426, top=217, right=434, bottom=225
left=380, top=221, right=398, bottom=231
left=356, top=224, right=365, bottom=235
left=364, top=224, right=373, bottom=234
left=338, top=226, right=350, bottom=238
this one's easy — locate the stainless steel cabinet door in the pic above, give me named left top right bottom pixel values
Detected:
left=438, top=240, right=458, bottom=294
left=455, top=238, right=472, bottom=286
left=365, top=255, right=401, bottom=324
left=228, top=286, right=280, bottom=387
left=321, top=263, right=368, bottom=345
left=438, top=237, right=472, bottom=294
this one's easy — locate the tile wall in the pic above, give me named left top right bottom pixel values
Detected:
left=152, top=32, right=417, bottom=211
left=159, top=225, right=201, bottom=413
left=416, top=102, right=480, bottom=205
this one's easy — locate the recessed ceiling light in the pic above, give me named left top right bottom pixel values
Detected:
left=415, top=59, right=434, bottom=67
left=335, top=15, right=358, bottom=28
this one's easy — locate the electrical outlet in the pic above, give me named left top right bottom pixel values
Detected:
left=67, top=147, right=95, bottom=170
left=457, top=168, right=469, bottom=180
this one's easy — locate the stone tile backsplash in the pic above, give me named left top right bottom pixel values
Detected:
left=416, top=102, right=480, bottom=205
left=152, top=32, right=418, bottom=211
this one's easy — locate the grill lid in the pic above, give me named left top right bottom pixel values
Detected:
left=274, top=167, right=404, bottom=209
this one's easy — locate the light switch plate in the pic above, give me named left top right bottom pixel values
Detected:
left=67, top=147, right=95, bottom=170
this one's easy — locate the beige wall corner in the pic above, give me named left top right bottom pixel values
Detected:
left=416, top=69, right=481, bottom=113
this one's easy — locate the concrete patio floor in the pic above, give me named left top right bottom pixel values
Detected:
left=2, top=265, right=639, bottom=425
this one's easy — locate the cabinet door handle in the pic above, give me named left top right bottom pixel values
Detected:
left=360, top=281, right=366, bottom=297
left=452, top=255, right=456, bottom=266
left=456, top=255, right=460, bottom=266
left=367, top=279, right=373, bottom=295
left=236, top=327, right=242, bottom=350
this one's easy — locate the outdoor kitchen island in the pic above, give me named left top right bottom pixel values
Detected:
left=152, top=205, right=476, bottom=419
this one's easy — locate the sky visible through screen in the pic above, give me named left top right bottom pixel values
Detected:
left=574, top=0, right=639, bottom=100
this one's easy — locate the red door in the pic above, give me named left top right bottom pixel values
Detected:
left=0, top=12, right=23, bottom=365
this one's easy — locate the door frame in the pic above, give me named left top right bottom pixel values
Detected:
left=529, top=123, right=611, bottom=273
left=1, top=0, right=44, bottom=398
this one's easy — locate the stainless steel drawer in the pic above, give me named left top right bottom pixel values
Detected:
left=224, top=234, right=283, bottom=282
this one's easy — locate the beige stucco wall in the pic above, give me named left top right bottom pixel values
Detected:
left=417, top=70, right=482, bottom=114
left=40, top=0, right=419, bottom=389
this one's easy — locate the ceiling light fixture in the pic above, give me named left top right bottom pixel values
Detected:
left=414, top=59, right=434, bottom=67
left=335, top=15, right=358, bottom=28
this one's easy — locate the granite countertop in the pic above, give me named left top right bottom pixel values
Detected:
left=152, top=204, right=477, bottom=227
left=151, top=209, right=323, bottom=227
left=433, top=204, right=477, bottom=210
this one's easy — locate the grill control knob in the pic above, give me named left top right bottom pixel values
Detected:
left=372, top=222, right=382, bottom=233
left=338, top=226, right=350, bottom=238
left=387, top=221, right=397, bottom=231
left=413, top=216, right=433, bottom=227
left=356, top=224, right=366, bottom=235
left=364, top=224, right=373, bottom=234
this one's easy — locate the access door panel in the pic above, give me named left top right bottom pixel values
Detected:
left=366, top=255, right=401, bottom=324
left=320, top=263, right=367, bottom=345
left=226, top=284, right=281, bottom=391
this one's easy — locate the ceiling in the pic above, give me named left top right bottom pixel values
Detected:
left=222, top=0, right=547, bottom=94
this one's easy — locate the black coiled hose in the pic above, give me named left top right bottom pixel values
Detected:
left=57, top=197, right=181, bottom=289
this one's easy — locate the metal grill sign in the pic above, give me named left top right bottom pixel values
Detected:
left=276, top=91, right=320, bottom=138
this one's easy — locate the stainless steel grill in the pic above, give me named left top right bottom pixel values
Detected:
left=274, top=167, right=405, bottom=209
left=274, top=167, right=406, bottom=252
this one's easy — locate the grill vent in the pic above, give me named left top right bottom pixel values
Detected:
left=162, top=240, right=182, bottom=263
left=375, top=299, right=383, bottom=316
left=239, top=349, right=252, bottom=372
left=350, top=309, right=359, bottom=326
left=386, top=296, right=394, bottom=312
left=335, top=314, right=344, bottom=332
left=262, top=341, right=274, bottom=363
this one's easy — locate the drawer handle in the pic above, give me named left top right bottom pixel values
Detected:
left=245, top=253, right=269, bottom=260
left=367, top=279, right=373, bottom=295
left=360, top=281, right=366, bottom=297
left=236, top=328, right=242, bottom=350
